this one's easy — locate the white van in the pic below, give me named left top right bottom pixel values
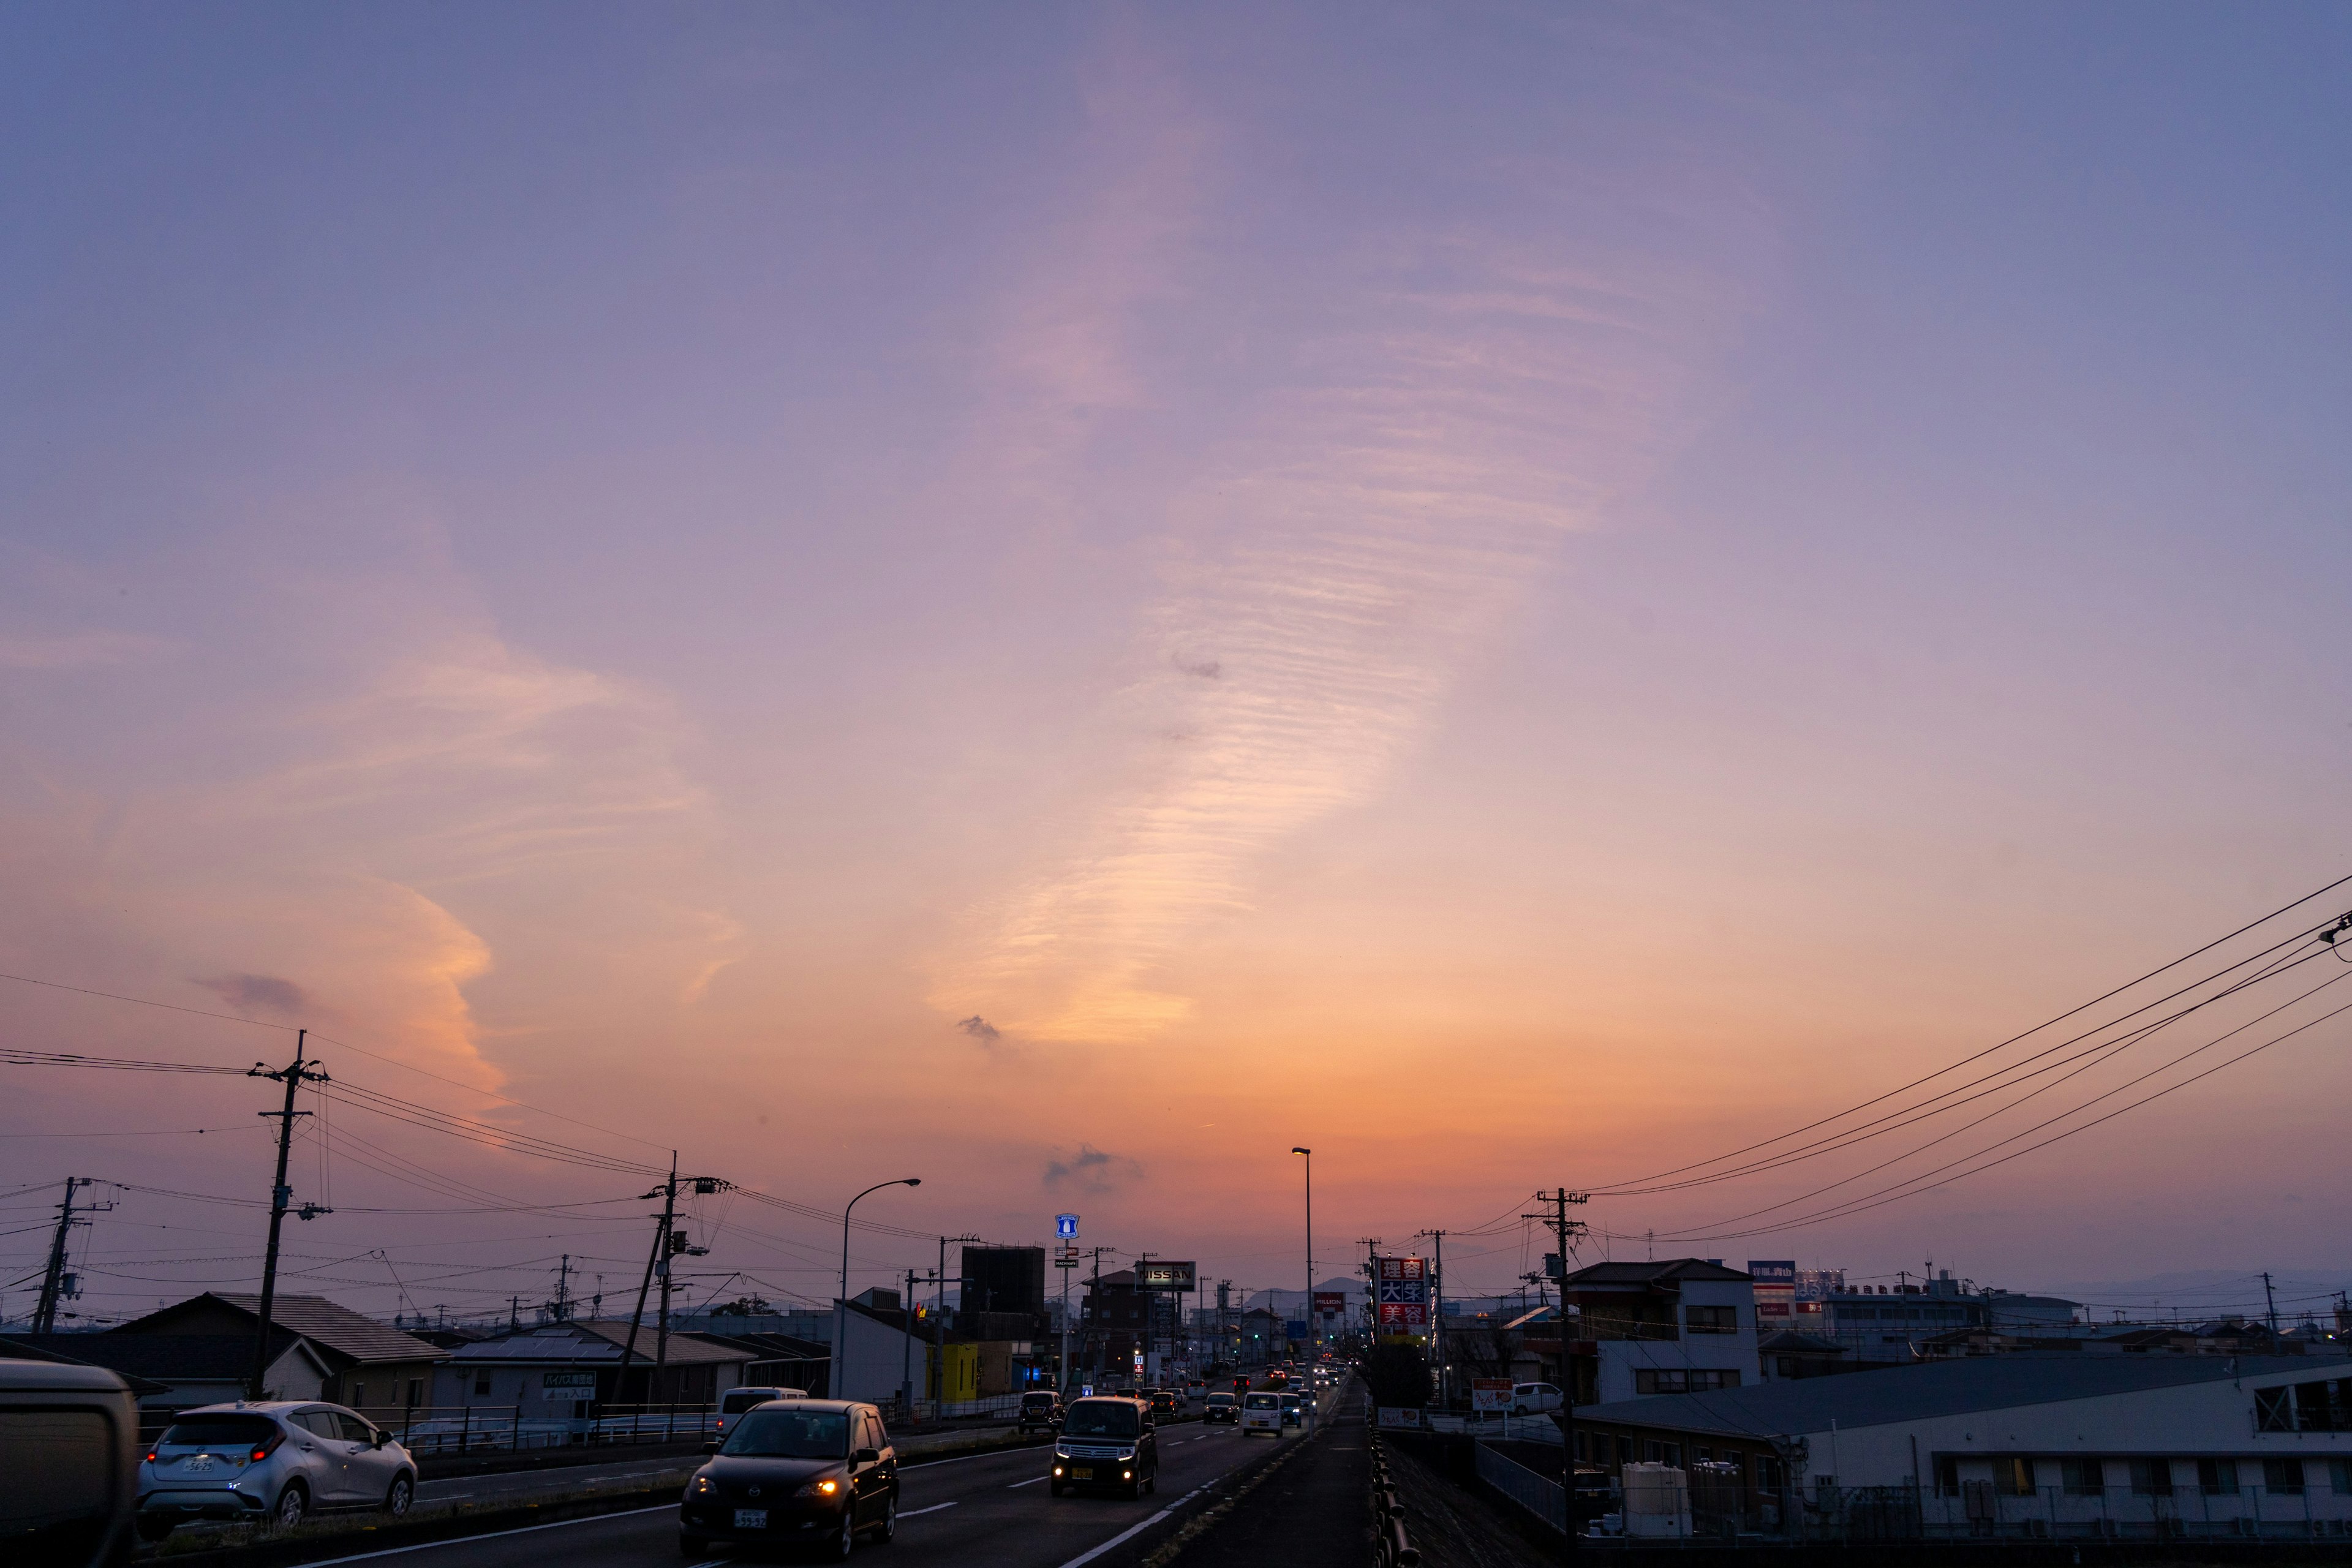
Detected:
left=715, top=1386, right=808, bottom=1442
left=1240, top=1391, right=1283, bottom=1436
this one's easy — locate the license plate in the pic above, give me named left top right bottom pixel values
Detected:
left=733, top=1509, right=768, bottom=1529
left=1070, top=1466, right=1093, bottom=1480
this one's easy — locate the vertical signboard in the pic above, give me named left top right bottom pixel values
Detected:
left=1747, top=1260, right=1796, bottom=1327
left=1376, top=1256, right=1429, bottom=1333
left=1056, top=1214, right=1080, bottom=1239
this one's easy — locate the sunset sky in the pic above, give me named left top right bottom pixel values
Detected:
left=5, top=4, right=2351, bottom=1328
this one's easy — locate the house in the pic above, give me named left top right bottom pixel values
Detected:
left=429, top=1320, right=753, bottom=1411
left=1553, top=1259, right=1763, bottom=1405
left=1574, top=1352, right=2352, bottom=1540
left=1760, top=1330, right=1856, bottom=1381
left=105, top=1293, right=444, bottom=1419
left=687, top=1330, right=829, bottom=1395
left=669, top=1299, right=940, bottom=1405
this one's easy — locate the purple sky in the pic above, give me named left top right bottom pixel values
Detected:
left=4, top=4, right=2349, bottom=1326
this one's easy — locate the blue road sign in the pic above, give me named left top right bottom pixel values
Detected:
left=1055, top=1213, right=1080, bottom=1238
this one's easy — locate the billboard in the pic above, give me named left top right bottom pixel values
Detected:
left=1313, top=1291, right=1346, bottom=1318
left=1135, top=1259, right=1197, bottom=1292
left=1376, top=1256, right=1429, bottom=1329
left=1055, top=1214, right=1080, bottom=1239
left=1471, top=1379, right=1513, bottom=1413
left=1747, top=1259, right=1796, bottom=1324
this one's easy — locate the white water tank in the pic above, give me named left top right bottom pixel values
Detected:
left=1621, top=1463, right=1693, bottom=1538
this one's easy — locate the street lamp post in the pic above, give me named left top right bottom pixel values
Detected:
left=1291, top=1148, right=1312, bottom=1357
left=834, top=1178, right=921, bottom=1403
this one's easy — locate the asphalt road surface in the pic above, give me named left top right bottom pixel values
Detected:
left=293, top=1411, right=1329, bottom=1568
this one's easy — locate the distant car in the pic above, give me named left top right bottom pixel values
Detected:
left=1203, top=1392, right=1237, bottom=1425
left=679, top=1399, right=898, bottom=1561
left=1, top=1355, right=139, bottom=1566
left=137, top=1401, right=416, bottom=1539
left=717, top=1386, right=809, bottom=1443
left=1147, top=1390, right=1179, bottom=1419
left=1017, top=1392, right=1065, bottom=1434
left=1510, top=1383, right=1564, bottom=1415
left=1050, top=1397, right=1158, bottom=1499
left=1278, top=1393, right=1303, bottom=1428
left=1240, top=1391, right=1283, bottom=1436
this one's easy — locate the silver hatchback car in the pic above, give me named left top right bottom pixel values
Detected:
left=137, top=1401, right=417, bottom=1540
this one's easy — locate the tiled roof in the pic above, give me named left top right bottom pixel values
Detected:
left=111, top=1294, right=441, bottom=1366
left=1561, top=1260, right=1751, bottom=1287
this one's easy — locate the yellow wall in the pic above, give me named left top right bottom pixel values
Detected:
left=942, top=1343, right=979, bottom=1403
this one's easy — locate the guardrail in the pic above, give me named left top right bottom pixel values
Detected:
left=1368, top=1430, right=1422, bottom=1568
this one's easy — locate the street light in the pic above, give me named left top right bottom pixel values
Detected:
left=1291, top=1148, right=1312, bottom=1358
left=834, top=1178, right=921, bottom=1403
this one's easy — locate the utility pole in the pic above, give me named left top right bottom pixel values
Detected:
left=34, top=1177, right=109, bottom=1333
left=1526, top=1189, right=1589, bottom=1565
left=932, top=1233, right=978, bottom=1405
left=2263, top=1272, right=2280, bottom=1336
left=614, top=1157, right=679, bottom=1412
left=249, top=1032, right=331, bottom=1398
left=1291, top=1147, right=1313, bottom=1357
left=1420, top=1229, right=1449, bottom=1409
left=1088, top=1247, right=1108, bottom=1386
left=552, top=1255, right=573, bottom=1322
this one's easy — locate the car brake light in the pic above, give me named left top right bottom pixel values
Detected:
left=145, top=1451, right=157, bottom=1464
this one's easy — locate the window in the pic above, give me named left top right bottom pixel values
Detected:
left=1814, top=1476, right=1838, bottom=1502
left=1662, top=1442, right=1682, bottom=1468
left=1755, top=1456, right=1782, bottom=1493
left=2060, top=1458, right=2104, bottom=1496
left=473, top=1373, right=492, bottom=1398
left=1635, top=1369, right=1743, bottom=1395
left=1616, top=1436, right=1634, bottom=1465
left=2198, top=1458, right=2239, bottom=1496
left=2294, top=1380, right=2351, bottom=1433
left=1645, top=1440, right=1665, bottom=1463
left=1574, top=1431, right=1589, bottom=1461
left=2329, top=1458, right=2350, bottom=1497
left=1694, top=1446, right=1713, bottom=1464
left=1685, top=1305, right=1737, bottom=1335
left=2263, top=1458, right=2305, bottom=1496
left=2254, top=1387, right=2292, bottom=1433
left=2128, top=1458, right=2173, bottom=1498
left=1999, top=1458, right=2037, bottom=1497
left=1936, top=1457, right=1961, bottom=1498
left=350, top=1382, right=367, bottom=1408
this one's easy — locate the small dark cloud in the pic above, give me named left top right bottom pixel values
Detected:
left=956, top=1015, right=1001, bottom=1044
left=1044, top=1143, right=1143, bottom=1193
left=1178, top=660, right=1222, bottom=680
left=192, top=973, right=309, bottom=1018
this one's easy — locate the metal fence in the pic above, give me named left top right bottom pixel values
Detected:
left=368, top=1403, right=718, bottom=1455
left=1476, top=1441, right=1568, bottom=1532
left=1914, top=1482, right=2352, bottom=1542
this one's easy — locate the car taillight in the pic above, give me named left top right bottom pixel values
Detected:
left=251, top=1430, right=285, bottom=1461
left=145, top=1451, right=157, bottom=1464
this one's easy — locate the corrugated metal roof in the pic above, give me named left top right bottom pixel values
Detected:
left=1577, top=1353, right=2352, bottom=1438
left=1562, top=1260, right=1751, bottom=1286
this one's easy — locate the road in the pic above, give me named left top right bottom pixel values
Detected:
left=300, top=1398, right=1341, bottom=1568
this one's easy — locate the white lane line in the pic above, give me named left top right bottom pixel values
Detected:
left=1007, top=1474, right=1049, bottom=1488
left=901, top=1501, right=960, bottom=1517
left=296, top=1503, right=674, bottom=1566
left=901, top=1442, right=1047, bottom=1469
left=1053, top=1486, right=1204, bottom=1568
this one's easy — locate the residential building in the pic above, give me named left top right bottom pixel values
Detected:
left=1553, top=1259, right=1763, bottom=1406
left=428, top=1320, right=752, bottom=1412
left=106, top=1292, right=444, bottom=1419
left=1574, top=1352, right=2352, bottom=1540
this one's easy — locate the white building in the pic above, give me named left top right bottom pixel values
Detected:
left=1576, top=1352, right=2352, bottom=1540
left=1558, top=1260, right=1764, bottom=1406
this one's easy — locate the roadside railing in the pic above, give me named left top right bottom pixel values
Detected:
left=1476, top=1440, right=1567, bottom=1533
left=374, top=1403, right=718, bottom=1455
left=1368, top=1431, right=1422, bottom=1568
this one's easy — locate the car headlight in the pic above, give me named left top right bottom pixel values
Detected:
left=691, top=1476, right=714, bottom=1495
left=797, top=1476, right=843, bottom=1499
left=1118, top=1447, right=1136, bottom=1460
left=1054, top=1444, right=1070, bottom=1458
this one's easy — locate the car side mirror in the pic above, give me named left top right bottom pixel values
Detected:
left=703, top=1441, right=720, bottom=1453
left=854, top=1447, right=881, bottom=1464
left=371, top=1430, right=388, bottom=1449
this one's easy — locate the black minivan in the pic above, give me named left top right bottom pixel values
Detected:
left=679, top=1400, right=898, bottom=1559
left=1048, top=1396, right=1157, bottom=1499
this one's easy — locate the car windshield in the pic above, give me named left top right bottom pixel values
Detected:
left=1061, top=1401, right=1142, bottom=1438
left=1022, top=1393, right=1055, bottom=1406
left=723, top=1409, right=849, bottom=1458
left=1244, top=1393, right=1279, bottom=1409
left=721, top=1391, right=778, bottom=1414
left=159, top=1415, right=279, bottom=1449
left=1206, top=1395, right=1234, bottom=1406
